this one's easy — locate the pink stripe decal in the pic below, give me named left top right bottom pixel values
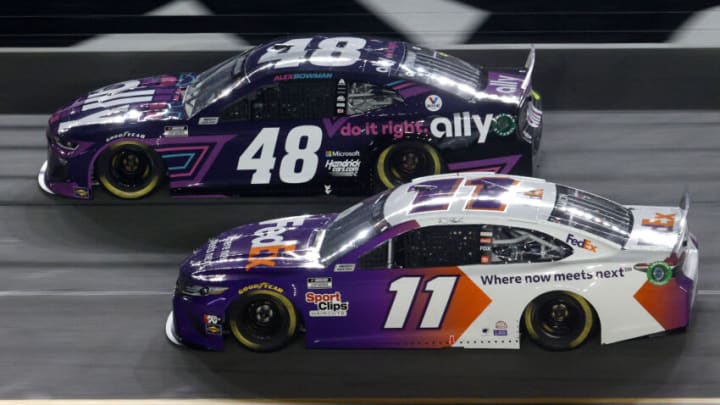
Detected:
left=447, top=155, right=522, bottom=174
left=397, top=86, right=431, bottom=99
left=158, top=135, right=234, bottom=188
left=392, top=82, right=415, bottom=90
left=156, top=145, right=210, bottom=178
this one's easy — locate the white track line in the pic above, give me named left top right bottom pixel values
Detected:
left=0, top=290, right=169, bottom=297
left=0, top=289, right=716, bottom=297
left=698, top=290, right=720, bottom=295
left=1, top=397, right=720, bottom=404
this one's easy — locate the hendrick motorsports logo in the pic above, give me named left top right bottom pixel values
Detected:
left=325, top=159, right=360, bottom=177
left=305, top=291, right=349, bottom=317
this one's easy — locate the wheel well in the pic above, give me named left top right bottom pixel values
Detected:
left=92, top=141, right=168, bottom=180
left=371, top=140, right=445, bottom=190
left=519, top=290, right=601, bottom=336
left=223, top=288, right=305, bottom=334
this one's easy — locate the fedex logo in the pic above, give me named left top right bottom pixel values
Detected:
left=245, top=216, right=305, bottom=271
left=641, top=213, right=676, bottom=231
left=566, top=234, right=597, bottom=252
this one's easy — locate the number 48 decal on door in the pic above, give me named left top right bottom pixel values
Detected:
left=236, top=125, right=323, bottom=184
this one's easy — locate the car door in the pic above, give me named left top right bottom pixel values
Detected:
left=306, top=224, right=497, bottom=349
left=187, top=78, right=337, bottom=193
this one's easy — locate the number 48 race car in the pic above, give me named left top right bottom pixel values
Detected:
left=39, top=35, right=542, bottom=199
left=166, top=172, right=698, bottom=351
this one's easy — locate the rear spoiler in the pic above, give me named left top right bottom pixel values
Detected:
left=675, top=190, right=691, bottom=252
left=679, top=190, right=690, bottom=229
left=521, top=46, right=536, bottom=91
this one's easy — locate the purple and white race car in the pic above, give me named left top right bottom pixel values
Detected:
left=39, top=35, right=542, bottom=199
left=166, top=172, right=698, bottom=352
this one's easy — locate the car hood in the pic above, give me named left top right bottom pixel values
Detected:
left=50, top=73, right=196, bottom=133
left=182, top=214, right=338, bottom=277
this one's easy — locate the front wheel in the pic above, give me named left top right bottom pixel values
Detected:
left=523, top=291, right=594, bottom=350
left=96, top=141, right=164, bottom=199
left=228, top=290, right=298, bottom=352
left=375, top=141, right=443, bottom=189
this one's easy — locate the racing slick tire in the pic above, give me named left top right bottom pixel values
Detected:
left=375, top=141, right=443, bottom=189
left=227, top=289, right=298, bottom=352
left=523, top=291, right=594, bottom=351
left=96, top=141, right=164, bottom=199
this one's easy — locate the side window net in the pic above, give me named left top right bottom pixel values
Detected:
left=222, top=80, right=335, bottom=122
left=221, top=83, right=280, bottom=121
left=358, top=241, right=389, bottom=270
left=490, top=227, right=572, bottom=264
left=346, top=82, right=403, bottom=115
left=395, top=226, right=483, bottom=268
left=358, top=225, right=572, bottom=270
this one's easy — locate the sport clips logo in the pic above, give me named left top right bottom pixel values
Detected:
left=305, top=291, right=349, bottom=317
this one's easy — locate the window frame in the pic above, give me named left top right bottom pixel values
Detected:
left=357, top=224, right=573, bottom=270
left=220, top=79, right=337, bottom=122
left=343, top=80, right=405, bottom=116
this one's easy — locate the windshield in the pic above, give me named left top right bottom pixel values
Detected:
left=549, top=185, right=634, bottom=246
left=184, top=50, right=249, bottom=117
left=320, top=190, right=392, bottom=263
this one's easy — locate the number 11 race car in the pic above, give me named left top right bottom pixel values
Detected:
left=39, top=35, right=542, bottom=199
left=166, top=172, right=698, bottom=351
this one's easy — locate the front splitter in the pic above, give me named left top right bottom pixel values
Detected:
left=165, top=311, right=184, bottom=347
left=37, top=160, right=56, bottom=195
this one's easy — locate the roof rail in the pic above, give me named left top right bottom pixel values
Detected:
left=411, top=172, right=546, bottom=183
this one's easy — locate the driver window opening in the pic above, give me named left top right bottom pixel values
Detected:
left=345, top=82, right=404, bottom=115
left=358, top=225, right=572, bottom=270
left=221, top=80, right=335, bottom=122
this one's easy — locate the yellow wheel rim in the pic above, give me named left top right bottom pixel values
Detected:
left=229, top=289, right=297, bottom=351
left=524, top=291, right=593, bottom=349
left=98, top=141, right=160, bottom=199
left=376, top=143, right=442, bottom=189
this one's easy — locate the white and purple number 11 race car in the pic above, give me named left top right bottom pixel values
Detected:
left=167, top=172, right=698, bottom=351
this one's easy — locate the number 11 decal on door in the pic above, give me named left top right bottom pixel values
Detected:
left=385, top=276, right=458, bottom=329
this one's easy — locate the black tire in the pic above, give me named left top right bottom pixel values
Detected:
left=523, top=291, right=594, bottom=351
left=96, top=141, right=164, bottom=199
left=375, top=141, right=443, bottom=189
left=227, top=290, right=298, bottom=352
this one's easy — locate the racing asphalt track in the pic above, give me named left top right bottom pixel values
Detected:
left=0, top=111, right=719, bottom=403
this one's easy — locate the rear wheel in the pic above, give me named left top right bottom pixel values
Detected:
left=524, top=291, right=594, bottom=350
left=97, top=141, right=164, bottom=199
left=375, top=141, right=442, bottom=189
left=228, top=290, right=298, bottom=352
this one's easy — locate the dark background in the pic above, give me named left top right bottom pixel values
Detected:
left=1, top=0, right=719, bottom=46
left=1, top=0, right=720, bottom=113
